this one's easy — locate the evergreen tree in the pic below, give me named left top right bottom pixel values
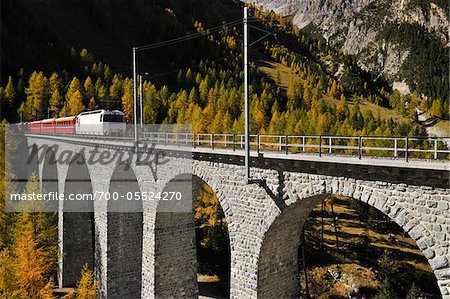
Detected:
left=48, top=72, right=61, bottom=95
left=121, top=78, right=134, bottom=123
left=104, top=65, right=112, bottom=83
left=188, top=87, right=199, bottom=104
left=286, top=77, right=299, bottom=106
left=194, top=184, right=221, bottom=227
left=24, top=71, right=49, bottom=121
left=199, top=76, right=210, bottom=104
left=84, top=77, right=95, bottom=101
left=38, top=278, right=55, bottom=299
left=0, top=248, right=17, bottom=297
left=80, top=48, right=93, bottom=66
left=303, top=83, right=311, bottom=108
left=189, top=103, right=204, bottom=132
left=4, top=76, right=16, bottom=104
left=17, top=102, right=25, bottom=122
left=88, top=97, right=97, bottom=111
left=66, top=90, right=85, bottom=116
left=14, top=219, right=50, bottom=298
left=49, top=89, right=63, bottom=117
left=109, top=74, right=123, bottom=102
left=211, top=111, right=224, bottom=133
left=143, top=83, right=160, bottom=125
left=374, top=277, right=397, bottom=299
left=95, top=77, right=108, bottom=103
left=406, top=282, right=422, bottom=299
left=329, top=80, right=338, bottom=97
left=177, top=70, right=184, bottom=86
left=185, top=68, right=194, bottom=85
left=75, top=265, right=98, bottom=299
left=337, top=94, right=348, bottom=121
left=66, top=77, right=83, bottom=104
left=429, top=99, right=443, bottom=118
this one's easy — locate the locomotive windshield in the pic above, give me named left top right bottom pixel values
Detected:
left=102, top=114, right=124, bottom=123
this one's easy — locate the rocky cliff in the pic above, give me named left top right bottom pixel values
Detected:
left=246, top=0, right=448, bottom=88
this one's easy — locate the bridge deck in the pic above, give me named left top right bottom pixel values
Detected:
left=24, top=133, right=449, bottom=171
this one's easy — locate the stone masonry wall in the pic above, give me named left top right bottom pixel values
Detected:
left=27, top=136, right=450, bottom=299
left=257, top=172, right=450, bottom=298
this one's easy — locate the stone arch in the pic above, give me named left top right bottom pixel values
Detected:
left=153, top=169, right=233, bottom=298
left=62, top=152, right=95, bottom=287
left=257, top=176, right=444, bottom=298
left=107, top=162, right=142, bottom=299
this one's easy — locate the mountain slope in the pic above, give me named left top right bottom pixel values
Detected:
left=245, top=0, right=449, bottom=100
left=0, top=0, right=241, bottom=82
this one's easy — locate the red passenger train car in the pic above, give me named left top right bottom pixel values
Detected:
left=28, top=116, right=76, bottom=134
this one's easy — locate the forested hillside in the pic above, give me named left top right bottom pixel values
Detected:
left=246, top=0, right=449, bottom=105
left=0, top=0, right=446, bottom=145
left=0, top=1, right=448, bottom=297
left=1, top=0, right=240, bottom=78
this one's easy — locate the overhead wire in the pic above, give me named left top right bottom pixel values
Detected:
left=136, top=18, right=244, bottom=51
left=135, top=15, right=279, bottom=52
left=135, top=14, right=277, bottom=80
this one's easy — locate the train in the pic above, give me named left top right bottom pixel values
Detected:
left=24, top=110, right=126, bottom=135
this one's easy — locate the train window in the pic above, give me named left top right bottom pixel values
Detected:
left=103, top=114, right=124, bottom=123
left=100, top=115, right=103, bottom=122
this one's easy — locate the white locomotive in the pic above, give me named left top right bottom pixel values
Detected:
left=76, top=110, right=126, bottom=135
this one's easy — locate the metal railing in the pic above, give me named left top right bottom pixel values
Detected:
left=140, top=132, right=450, bottom=161
left=27, top=131, right=450, bottom=161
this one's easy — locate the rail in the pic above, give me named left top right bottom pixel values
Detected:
left=25, top=131, right=450, bottom=161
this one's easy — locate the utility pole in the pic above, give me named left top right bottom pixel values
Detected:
left=244, top=6, right=250, bottom=184
left=132, top=47, right=138, bottom=147
left=139, top=74, right=143, bottom=129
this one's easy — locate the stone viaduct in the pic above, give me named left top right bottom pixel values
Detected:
left=16, top=133, right=450, bottom=298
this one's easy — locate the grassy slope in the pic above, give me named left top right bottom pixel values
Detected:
left=257, top=58, right=410, bottom=123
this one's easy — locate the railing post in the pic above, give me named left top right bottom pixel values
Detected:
left=233, top=134, right=236, bottom=151
left=285, top=135, right=288, bottom=155
left=394, top=138, right=397, bottom=158
left=434, top=138, right=438, bottom=160
left=177, top=132, right=180, bottom=147
left=279, top=136, right=282, bottom=152
left=329, top=137, right=332, bottom=154
left=319, top=135, right=322, bottom=157
left=193, top=133, right=196, bottom=149
left=302, top=136, right=305, bottom=152
left=211, top=133, right=214, bottom=150
left=405, top=136, right=409, bottom=162
left=358, top=136, right=362, bottom=160
left=257, top=135, right=260, bottom=154
left=164, top=132, right=167, bottom=146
